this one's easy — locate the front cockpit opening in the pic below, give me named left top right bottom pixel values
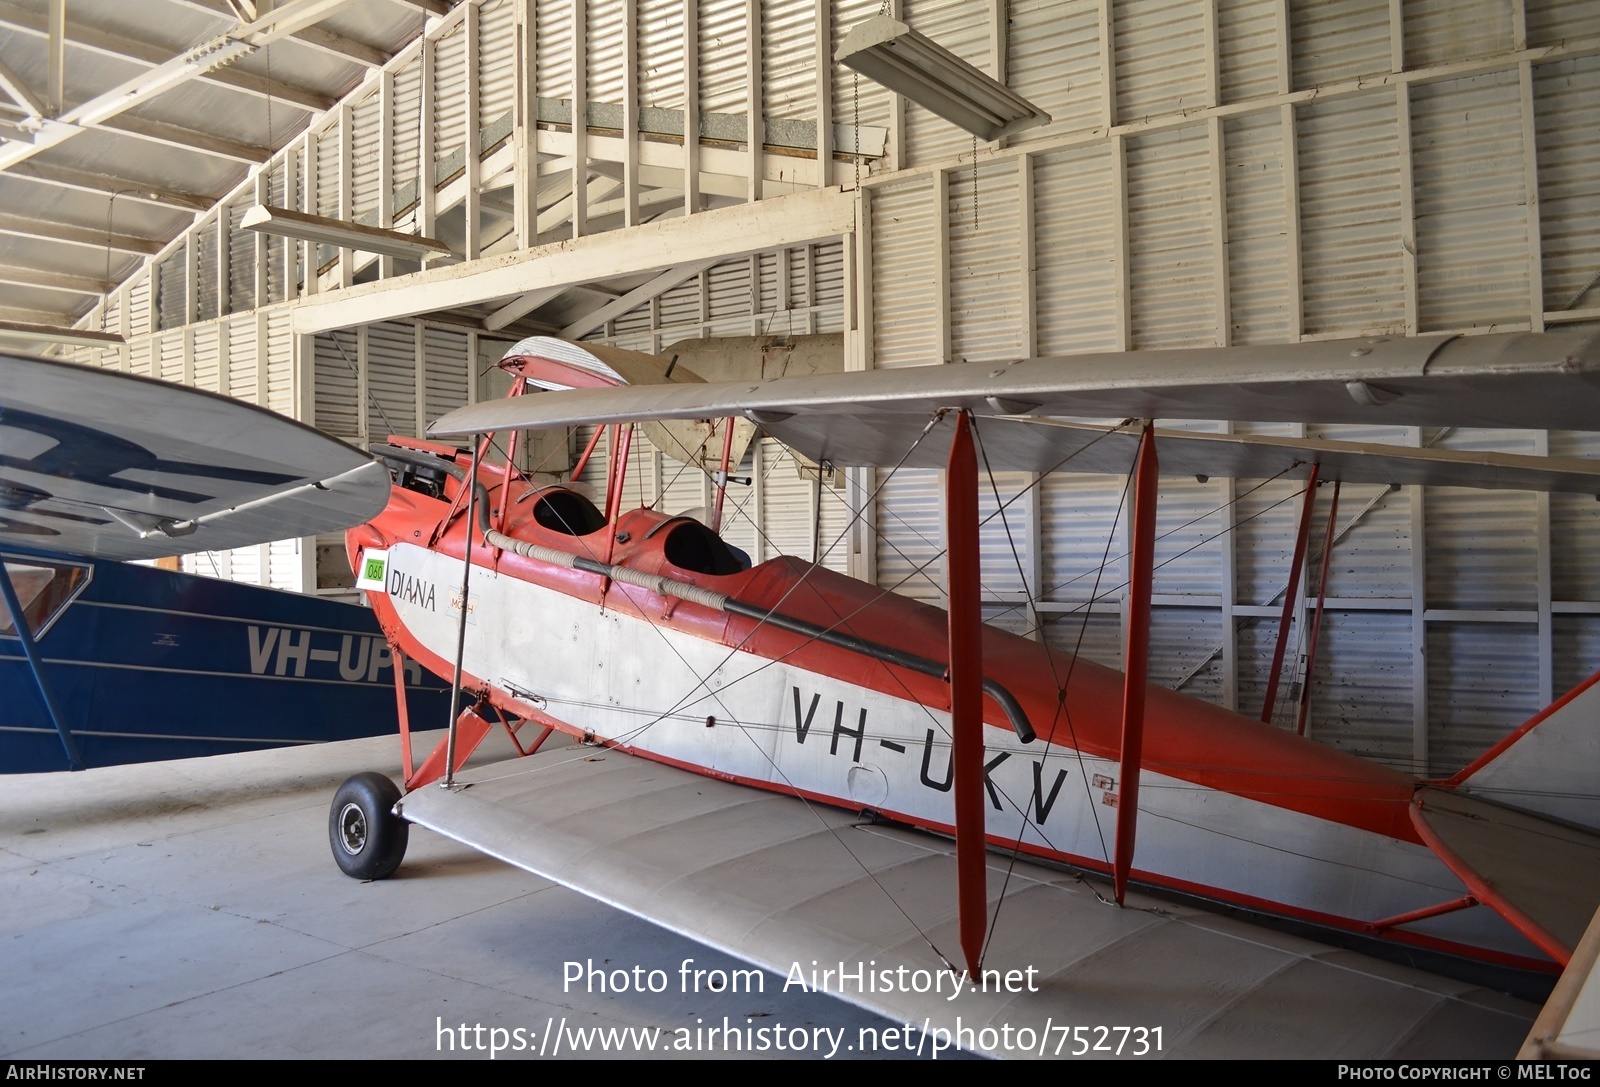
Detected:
left=530, top=488, right=607, bottom=536
left=662, top=520, right=750, bottom=576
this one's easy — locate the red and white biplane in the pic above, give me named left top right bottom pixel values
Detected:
left=331, top=331, right=1600, bottom=1058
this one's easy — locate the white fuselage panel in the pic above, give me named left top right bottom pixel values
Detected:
left=384, top=544, right=1528, bottom=958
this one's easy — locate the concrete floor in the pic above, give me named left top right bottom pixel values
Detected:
left=0, top=731, right=928, bottom=1060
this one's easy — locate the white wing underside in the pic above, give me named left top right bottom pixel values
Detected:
left=398, top=745, right=1538, bottom=1059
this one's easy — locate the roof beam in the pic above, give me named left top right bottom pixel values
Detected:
left=0, top=116, right=34, bottom=141
left=387, top=0, right=451, bottom=15
left=560, top=259, right=719, bottom=339
left=0, top=319, right=125, bottom=346
left=45, top=0, right=62, bottom=116
left=587, top=185, right=688, bottom=222
left=137, top=0, right=388, bottom=66
left=483, top=285, right=567, bottom=332
left=0, top=265, right=113, bottom=296
left=0, top=0, right=365, bottom=172
left=294, top=187, right=854, bottom=333
left=98, top=115, right=273, bottom=164
left=0, top=308, right=80, bottom=327
left=0, top=212, right=163, bottom=254
left=0, top=0, right=334, bottom=112
left=223, top=0, right=396, bottom=66
left=5, top=161, right=214, bottom=212
left=536, top=175, right=621, bottom=235
left=0, top=53, right=47, bottom=118
left=476, top=190, right=518, bottom=215
left=207, top=64, right=334, bottom=112
left=281, top=25, right=392, bottom=68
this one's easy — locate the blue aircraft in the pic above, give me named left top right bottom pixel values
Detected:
left=0, top=352, right=450, bottom=772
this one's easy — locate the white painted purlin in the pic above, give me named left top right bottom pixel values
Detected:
left=684, top=0, right=701, bottom=216
left=184, top=233, right=199, bottom=327
left=1396, top=83, right=1418, bottom=335
left=379, top=69, right=396, bottom=279
left=280, top=150, right=299, bottom=300
left=337, top=103, right=354, bottom=289
left=571, top=0, right=588, bottom=240
left=745, top=0, right=761, bottom=204
left=464, top=1, right=482, bottom=260
left=813, top=0, right=832, bottom=187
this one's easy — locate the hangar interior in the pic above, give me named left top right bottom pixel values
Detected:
left=3, top=0, right=1594, bottom=781
left=3, top=0, right=1600, bottom=1062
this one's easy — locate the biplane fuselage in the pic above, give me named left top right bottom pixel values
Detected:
left=348, top=445, right=1546, bottom=976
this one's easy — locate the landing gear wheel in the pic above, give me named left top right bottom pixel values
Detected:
left=329, top=772, right=408, bottom=880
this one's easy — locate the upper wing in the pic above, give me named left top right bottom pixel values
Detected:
left=0, top=353, right=391, bottom=561
left=431, top=330, right=1600, bottom=493
left=433, top=329, right=1600, bottom=436
left=397, top=743, right=1538, bottom=1059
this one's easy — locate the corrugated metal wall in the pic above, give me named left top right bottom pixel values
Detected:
left=858, top=0, right=1600, bottom=777
left=69, top=0, right=1600, bottom=776
left=302, top=319, right=478, bottom=593
left=310, top=320, right=477, bottom=448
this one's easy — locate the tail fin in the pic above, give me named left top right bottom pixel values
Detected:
left=1448, top=667, right=1600, bottom=832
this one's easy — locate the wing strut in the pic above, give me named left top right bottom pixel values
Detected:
left=494, top=375, right=529, bottom=538
left=443, top=438, right=482, bottom=788
left=570, top=425, right=605, bottom=482
left=1297, top=479, right=1341, bottom=736
left=710, top=418, right=737, bottom=534
left=0, top=562, right=83, bottom=771
left=1261, top=463, right=1319, bottom=723
left=603, top=424, right=634, bottom=563
left=393, top=645, right=416, bottom=783
left=1113, top=424, right=1158, bottom=905
left=946, top=410, right=986, bottom=975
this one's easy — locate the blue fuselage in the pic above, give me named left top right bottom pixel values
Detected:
left=1, top=547, right=450, bottom=772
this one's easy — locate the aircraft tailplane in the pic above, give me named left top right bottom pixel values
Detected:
left=1446, top=667, right=1600, bottom=832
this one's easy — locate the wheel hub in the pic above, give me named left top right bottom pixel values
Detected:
left=337, top=802, right=368, bottom=855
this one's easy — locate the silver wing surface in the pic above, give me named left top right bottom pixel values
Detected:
left=399, top=746, right=1538, bottom=1059
left=429, top=330, right=1600, bottom=492
left=433, top=330, right=1600, bottom=437
left=0, top=353, right=391, bottom=560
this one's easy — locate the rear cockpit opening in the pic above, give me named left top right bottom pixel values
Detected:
left=662, top=519, right=750, bottom=576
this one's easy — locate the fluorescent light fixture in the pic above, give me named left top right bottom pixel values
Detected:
left=835, top=15, right=1050, bottom=142
left=241, top=204, right=452, bottom=262
left=0, top=321, right=126, bottom=348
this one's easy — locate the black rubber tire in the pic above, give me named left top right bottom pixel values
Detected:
left=329, top=772, right=408, bottom=880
